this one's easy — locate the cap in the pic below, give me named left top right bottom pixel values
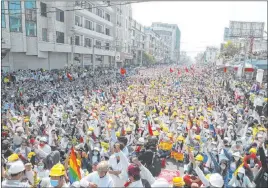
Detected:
left=127, top=163, right=140, bottom=176
left=8, top=153, right=19, bottom=162
left=173, top=177, right=185, bottom=187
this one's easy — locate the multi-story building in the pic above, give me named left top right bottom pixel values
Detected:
left=144, top=27, right=169, bottom=64
left=204, top=46, right=219, bottom=64
left=151, top=22, right=181, bottom=63
left=112, top=3, right=133, bottom=67
left=2, top=1, right=115, bottom=71
left=131, top=19, right=145, bottom=66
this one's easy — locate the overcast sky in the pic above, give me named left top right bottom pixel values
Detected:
left=132, top=1, right=267, bottom=59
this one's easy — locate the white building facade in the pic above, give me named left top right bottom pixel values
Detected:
left=2, top=1, right=115, bottom=71
left=204, top=47, right=219, bottom=64
left=151, top=22, right=181, bottom=63
left=131, top=19, right=145, bottom=66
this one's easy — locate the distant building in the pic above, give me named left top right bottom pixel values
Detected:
left=151, top=22, right=181, bottom=62
left=204, top=47, right=218, bottom=64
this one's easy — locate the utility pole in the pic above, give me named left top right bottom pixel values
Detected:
left=92, top=39, right=95, bottom=73
left=70, top=27, right=75, bottom=69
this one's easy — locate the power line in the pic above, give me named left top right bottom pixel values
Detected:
left=1, top=1, right=144, bottom=15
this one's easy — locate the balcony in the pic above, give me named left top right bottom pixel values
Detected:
left=74, top=26, right=113, bottom=41
left=75, top=8, right=113, bottom=27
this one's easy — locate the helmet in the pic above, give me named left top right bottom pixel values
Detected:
left=40, top=137, right=47, bottom=143
left=195, top=154, right=204, bottom=161
left=115, top=131, right=120, bottom=137
left=167, top=133, right=173, bottom=138
left=177, top=136, right=184, bottom=141
left=151, top=178, right=170, bottom=187
left=172, top=177, right=185, bottom=187
left=249, top=148, right=257, bottom=154
left=126, top=127, right=132, bottom=132
left=195, top=135, right=201, bottom=140
left=238, top=167, right=245, bottom=174
left=153, top=130, right=159, bottom=136
left=93, top=147, right=100, bottom=152
left=88, top=126, right=94, bottom=131
left=27, top=152, right=36, bottom=159
left=138, top=137, right=145, bottom=145
left=8, top=153, right=19, bottom=162
left=8, top=160, right=25, bottom=175
left=209, top=173, right=224, bottom=187
left=49, top=164, right=65, bottom=177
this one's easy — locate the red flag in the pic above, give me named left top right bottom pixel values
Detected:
left=223, top=67, right=227, bottom=73
left=185, top=67, right=189, bottom=73
left=148, top=121, right=153, bottom=136
left=178, top=69, right=181, bottom=76
left=67, top=73, right=73, bottom=81
left=170, top=68, right=174, bottom=73
left=79, top=136, right=84, bottom=143
left=121, top=126, right=126, bottom=136
left=120, top=68, right=126, bottom=75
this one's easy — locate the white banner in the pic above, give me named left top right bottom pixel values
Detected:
left=237, top=66, right=243, bottom=78
left=256, top=69, right=264, bottom=84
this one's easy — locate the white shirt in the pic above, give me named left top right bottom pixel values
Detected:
left=80, top=171, right=114, bottom=188
left=2, top=180, right=30, bottom=188
left=128, top=180, right=144, bottom=188
left=35, top=144, right=52, bottom=159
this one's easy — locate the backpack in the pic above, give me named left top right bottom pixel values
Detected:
left=147, top=152, right=161, bottom=177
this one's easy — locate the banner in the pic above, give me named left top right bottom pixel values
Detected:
left=157, top=169, right=180, bottom=184
left=256, top=69, right=264, bottom=84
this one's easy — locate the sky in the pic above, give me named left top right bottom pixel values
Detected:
left=132, top=1, right=267, bottom=59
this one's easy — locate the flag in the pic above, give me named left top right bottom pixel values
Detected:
left=67, top=73, right=72, bottom=81
left=148, top=120, right=153, bottom=136
left=120, top=68, right=126, bottom=75
left=185, top=67, right=189, bottom=73
left=170, top=68, right=174, bottom=73
left=69, top=147, right=81, bottom=184
left=224, top=67, right=227, bottom=73
left=121, top=126, right=126, bottom=136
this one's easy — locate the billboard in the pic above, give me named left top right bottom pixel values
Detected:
left=229, top=21, right=264, bottom=38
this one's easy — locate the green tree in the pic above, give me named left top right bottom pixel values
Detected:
left=143, top=52, right=156, bottom=64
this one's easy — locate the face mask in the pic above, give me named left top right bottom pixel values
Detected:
left=220, top=164, right=226, bottom=170
left=50, top=179, right=59, bottom=187
left=234, top=157, right=240, bottom=161
left=38, top=165, right=44, bottom=170
left=39, top=143, right=45, bottom=147
left=238, top=173, right=243, bottom=178
left=67, top=145, right=72, bottom=149
left=93, top=151, right=98, bottom=155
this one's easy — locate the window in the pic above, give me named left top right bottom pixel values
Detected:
left=105, top=43, right=110, bottom=50
left=25, top=1, right=37, bottom=36
left=56, top=31, right=64, bottom=43
left=40, top=2, right=47, bottom=17
left=85, top=20, right=93, bottom=30
left=1, top=1, right=5, bottom=28
left=26, top=22, right=37, bottom=36
left=56, top=9, right=64, bottom=22
left=75, top=36, right=80, bottom=46
left=96, top=8, right=103, bottom=17
left=86, top=3, right=92, bottom=12
left=96, top=24, right=103, bottom=33
left=9, top=1, right=22, bottom=32
left=105, top=28, right=110, bottom=36
left=42, top=28, right=48, bottom=41
left=95, top=40, right=101, bottom=49
left=105, top=13, right=110, bottom=21
left=84, top=38, right=92, bottom=47
left=75, top=15, right=81, bottom=26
